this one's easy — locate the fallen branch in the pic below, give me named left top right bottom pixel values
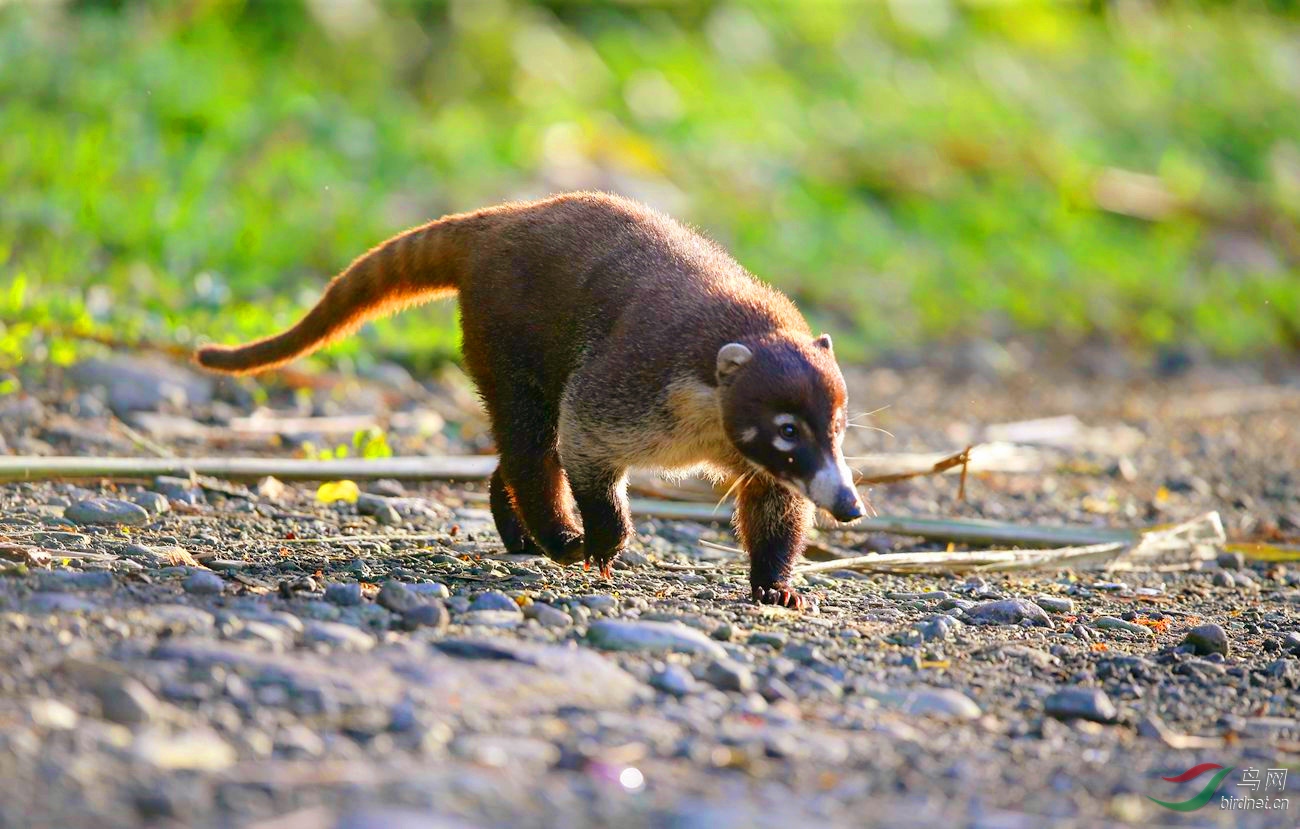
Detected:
left=0, top=455, right=498, bottom=483
left=796, top=542, right=1127, bottom=576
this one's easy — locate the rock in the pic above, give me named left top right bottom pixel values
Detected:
left=1034, top=595, right=1074, bottom=613
left=69, top=354, right=213, bottom=414
left=373, top=504, right=402, bottom=526
left=579, top=594, right=619, bottom=613
left=587, top=620, right=727, bottom=658
left=1282, top=631, right=1300, bottom=655
left=303, top=620, right=376, bottom=650
left=377, top=581, right=416, bottom=613
left=704, top=658, right=755, bottom=693
left=255, top=476, right=287, bottom=500
left=1093, top=616, right=1153, bottom=638
left=325, top=582, right=363, bottom=607
left=64, top=498, right=150, bottom=526
left=748, top=631, right=787, bottom=649
left=1044, top=687, right=1118, bottom=723
left=650, top=664, right=696, bottom=696
left=1182, top=623, right=1229, bottom=657
left=399, top=602, right=449, bottom=631
left=1216, top=550, right=1246, bottom=570
left=890, top=687, right=982, bottom=720
left=96, top=678, right=160, bottom=726
left=460, top=610, right=523, bottom=628
left=469, top=591, right=520, bottom=614
left=37, top=571, right=115, bottom=591
left=524, top=602, right=572, bottom=629
left=130, top=491, right=170, bottom=516
left=29, top=699, right=79, bottom=730
left=153, top=476, right=204, bottom=505
left=965, top=598, right=1051, bottom=627
left=914, top=614, right=962, bottom=642
left=1211, top=570, right=1236, bottom=588
left=27, top=593, right=99, bottom=613
left=182, top=571, right=225, bottom=596
left=131, top=728, right=235, bottom=771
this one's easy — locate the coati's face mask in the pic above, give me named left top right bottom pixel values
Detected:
left=717, top=335, right=865, bottom=523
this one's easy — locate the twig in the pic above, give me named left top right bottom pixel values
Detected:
left=111, top=416, right=176, bottom=459
left=854, top=445, right=972, bottom=488
left=0, top=455, right=498, bottom=483
left=796, top=542, right=1127, bottom=576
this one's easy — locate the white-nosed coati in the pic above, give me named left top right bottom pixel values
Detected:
left=195, top=192, right=864, bottom=609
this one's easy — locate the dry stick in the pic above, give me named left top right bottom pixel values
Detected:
left=796, top=542, right=1128, bottom=576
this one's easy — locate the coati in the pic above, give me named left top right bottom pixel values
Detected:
left=195, top=192, right=865, bottom=608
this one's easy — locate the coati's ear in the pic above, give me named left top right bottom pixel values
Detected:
left=814, top=333, right=833, bottom=352
left=716, top=343, right=753, bottom=382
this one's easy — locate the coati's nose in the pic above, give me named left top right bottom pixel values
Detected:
left=829, top=487, right=865, bottom=522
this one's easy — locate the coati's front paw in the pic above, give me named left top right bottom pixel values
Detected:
left=582, top=547, right=621, bottom=579
left=542, top=533, right=586, bottom=566
left=752, top=583, right=805, bottom=610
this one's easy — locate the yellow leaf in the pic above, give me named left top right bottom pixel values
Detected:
left=316, top=480, right=360, bottom=504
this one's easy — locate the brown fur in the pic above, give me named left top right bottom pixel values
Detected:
left=195, top=192, right=860, bottom=608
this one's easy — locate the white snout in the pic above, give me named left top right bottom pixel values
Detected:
left=809, top=455, right=856, bottom=509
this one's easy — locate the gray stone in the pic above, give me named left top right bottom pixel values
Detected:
left=37, top=570, right=115, bottom=591
left=1211, top=570, right=1236, bottom=588
left=1182, top=623, right=1229, bottom=657
left=182, top=571, right=225, bottom=596
left=469, top=591, right=520, bottom=614
left=96, top=678, right=159, bottom=726
left=303, top=620, right=376, bottom=650
left=69, top=354, right=213, bottom=414
left=399, top=602, right=449, bottom=632
left=704, top=658, right=755, bottom=693
left=965, top=598, right=1051, bottom=627
left=131, top=491, right=170, bottom=515
left=586, top=620, right=727, bottom=658
left=1044, top=687, right=1118, bottom=723
left=64, top=498, right=151, bottom=527
left=888, top=687, right=982, bottom=720
left=650, top=664, right=696, bottom=696
left=26, top=593, right=98, bottom=613
left=748, top=631, right=787, bottom=648
left=460, top=609, right=522, bottom=628
left=579, top=594, right=619, bottom=613
left=410, top=582, right=450, bottom=599
left=377, top=581, right=416, bottom=613
left=1217, top=550, right=1246, bottom=570
left=1034, top=595, right=1074, bottom=613
left=373, top=504, right=402, bottom=526
left=525, top=602, right=572, bottom=629
left=914, top=614, right=962, bottom=642
left=325, top=582, right=363, bottom=607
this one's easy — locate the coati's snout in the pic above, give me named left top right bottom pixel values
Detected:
left=717, top=335, right=865, bottom=523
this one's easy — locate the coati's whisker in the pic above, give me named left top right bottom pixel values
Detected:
left=846, top=423, right=894, bottom=438
left=714, top=470, right=752, bottom=515
left=847, top=405, right=891, bottom=422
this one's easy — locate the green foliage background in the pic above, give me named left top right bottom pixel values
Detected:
left=2, top=0, right=1299, bottom=373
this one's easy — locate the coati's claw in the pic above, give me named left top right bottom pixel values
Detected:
left=752, top=584, right=805, bottom=610
left=585, top=554, right=616, bottom=579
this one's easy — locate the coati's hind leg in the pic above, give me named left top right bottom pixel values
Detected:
left=489, top=390, right=585, bottom=565
left=734, top=473, right=815, bottom=609
left=488, top=468, right=542, bottom=555
left=567, top=464, right=633, bottom=579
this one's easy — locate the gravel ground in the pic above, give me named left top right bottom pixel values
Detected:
left=1, top=343, right=1298, bottom=829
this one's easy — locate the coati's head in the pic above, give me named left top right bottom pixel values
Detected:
left=716, top=334, right=865, bottom=523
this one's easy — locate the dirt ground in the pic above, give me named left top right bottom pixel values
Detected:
left=0, top=340, right=1298, bottom=828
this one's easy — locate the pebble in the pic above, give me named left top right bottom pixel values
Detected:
left=914, top=615, right=962, bottom=642
left=965, top=598, right=1050, bottom=627
left=586, top=620, right=727, bottom=658
left=461, top=610, right=524, bottom=628
left=1282, top=631, right=1300, bottom=655
left=470, top=591, right=521, bottom=614
left=373, top=504, right=402, bottom=526
left=303, top=620, right=376, bottom=650
left=748, top=631, right=787, bottom=649
left=1044, top=687, right=1118, bottom=723
left=399, top=602, right=449, bottom=632
left=579, top=594, right=619, bottom=613
left=896, top=687, right=982, bottom=720
left=131, top=491, right=170, bottom=515
left=704, top=658, right=755, bottom=693
left=410, top=582, right=451, bottom=599
left=524, top=602, right=572, bottom=629
left=1034, top=595, right=1074, bottom=613
left=96, top=678, right=160, bottom=726
left=64, top=498, right=151, bottom=526
left=182, top=571, right=225, bottom=596
left=1211, top=570, right=1236, bottom=588
left=325, top=582, right=363, bottom=606
left=1093, top=616, right=1153, bottom=638
left=1216, top=551, right=1246, bottom=570
left=1181, top=623, right=1229, bottom=657
left=377, top=581, right=416, bottom=613
left=37, top=570, right=115, bottom=591
left=650, top=664, right=696, bottom=696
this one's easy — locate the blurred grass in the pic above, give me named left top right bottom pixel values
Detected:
left=2, top=0, right=1299, bottom=376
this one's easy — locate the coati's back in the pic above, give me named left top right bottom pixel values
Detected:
left=194, top=191, right=805, bottom=379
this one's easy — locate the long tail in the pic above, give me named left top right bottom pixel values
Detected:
left=194, top=218, right=467, bottom=375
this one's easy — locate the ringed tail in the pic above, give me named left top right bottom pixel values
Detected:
left=193, top=217, right=467, bottom=375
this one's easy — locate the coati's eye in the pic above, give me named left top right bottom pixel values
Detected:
left=778, top=422, right=799, bottom=441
